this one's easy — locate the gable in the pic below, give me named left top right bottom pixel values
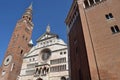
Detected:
left=36, top=32, right=58, bottom=42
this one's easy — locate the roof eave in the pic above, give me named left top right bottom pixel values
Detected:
left=65, top=0, right=77, bottom=25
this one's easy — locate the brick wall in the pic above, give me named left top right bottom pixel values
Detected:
left=66, top=0, right=120, bottom=80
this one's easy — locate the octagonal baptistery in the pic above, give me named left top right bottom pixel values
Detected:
left=18, top=25, right=69, bottom=80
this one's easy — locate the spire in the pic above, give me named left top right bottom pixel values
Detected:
left=46, top=24, right=51, bottom=33
left=28, top=2, right=32, bottom=10
left=22, top=3, right=33, bottom=21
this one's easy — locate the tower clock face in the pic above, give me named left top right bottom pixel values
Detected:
left=4, top=55, right=12, bottom=66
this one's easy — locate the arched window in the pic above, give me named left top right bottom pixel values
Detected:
left=84, top=0, right=89, bottom=8
left=111, top=25, right=120, bottom=33
left=46, top=67, right=49, bottom=73
left=111, top=27, right=115, bottom=33
left=20, top=50, right=23, bottom=54
left=36, top=78, right=43, bottom=80
left=61, top=76, right=66, bottom=80
left=114, top=25, right=119, bottom=32
left=89, top=0, right=94, bottom=5
left=35, top=68, right=38, bottom=74
left=95, top=0, right=100, bottom=3
left=29, top=18, right=31, bottom=21
left=109, top=13, right=113, bottom=18
left=105, top=13, right=114, bottom=19
left=38, top=67, right=42, bottom=74
left=43, top=67, right=47, bottom=75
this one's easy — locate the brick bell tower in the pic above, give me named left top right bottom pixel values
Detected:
left=0, top=3, right=33, bottom=80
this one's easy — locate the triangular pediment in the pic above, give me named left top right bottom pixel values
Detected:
left=36, top=32, right=58, bottom=42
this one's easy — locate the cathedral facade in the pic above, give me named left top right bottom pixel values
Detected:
left=18, top=25, right=69, bottom=80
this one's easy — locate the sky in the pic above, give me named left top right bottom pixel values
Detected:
left=0, top=0, right=72, bottom=66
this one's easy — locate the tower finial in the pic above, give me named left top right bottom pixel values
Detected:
left=28, top=2, right=32, bottom=10
left=46, top=24, right=50, bottom=33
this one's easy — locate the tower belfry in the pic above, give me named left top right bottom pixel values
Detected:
left=0, top=3, right=34, bottom=80
left=22, top=3, right=33, bottom=22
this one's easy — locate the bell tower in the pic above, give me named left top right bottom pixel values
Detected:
left=0, top=3, right=34, bottom=80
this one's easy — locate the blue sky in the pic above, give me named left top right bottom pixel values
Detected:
left=0, top=0, right=72, bottom=66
